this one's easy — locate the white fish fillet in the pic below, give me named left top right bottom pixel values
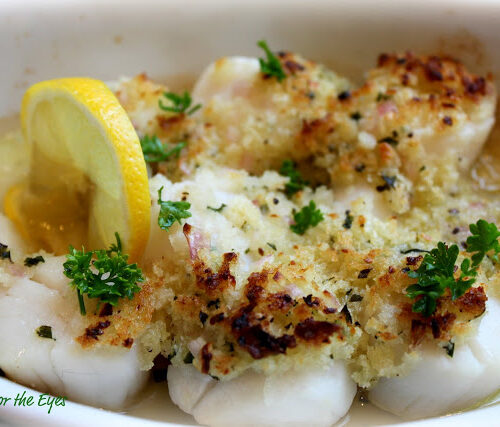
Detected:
left=168, top=362, right=356, bottom=427
left=0, top=251, right=148, bottom=409
left=369, top=297, right=500, bottom=419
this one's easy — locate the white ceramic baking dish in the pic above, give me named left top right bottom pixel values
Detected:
left=0, top=0, right=499, bottom=425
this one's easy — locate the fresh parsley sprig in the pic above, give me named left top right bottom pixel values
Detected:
left=159, top=91, right=201, bottom=115
left=466, top=219, right=500, bottom=266
left=279, top=159, right=308, bottom=197
left=140, top=135, right=186, bottom=163
left=290, top=201, right=324, bottom=235
left=63, top=233, right=143, bottom=316
left=157, top=186, right=192, bottom=231
left=406, top=243, right=476, bottom=317
left=405, top=219, right=499, bottom=317
left=257, top=40, right=286, bottom=82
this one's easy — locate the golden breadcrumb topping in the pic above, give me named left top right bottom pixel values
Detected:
left=73, top=51, right=499, bottom=387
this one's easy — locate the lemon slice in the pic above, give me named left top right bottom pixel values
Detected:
left=4, top=78, right=150, bottom=261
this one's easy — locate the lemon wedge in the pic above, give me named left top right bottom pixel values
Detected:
left=4, top=78, right=150, bottom=261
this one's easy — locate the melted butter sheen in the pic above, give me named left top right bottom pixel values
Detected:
left=5, top=180, right=89, bottom=255
left=0, top=122, right=89, bottom=254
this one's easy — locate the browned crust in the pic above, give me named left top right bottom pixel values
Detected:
left=399, top=286, right=487, bottom=345
left=76, top=280, right=159, bottom=348
left=376, top=52, right=493, bottom=99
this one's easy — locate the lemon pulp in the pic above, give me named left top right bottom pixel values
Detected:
left=5, top=182, right=89, bottom=255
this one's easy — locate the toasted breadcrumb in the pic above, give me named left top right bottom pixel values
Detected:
left=48, top=52, right=500, bottom=386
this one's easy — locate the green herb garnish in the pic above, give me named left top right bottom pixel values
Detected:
left=36, top=325, right=55, bottom=340
left=257, top=40, right=286, bottom=82
left=443, top=341, right=455, bottom=357
left=405, top=220, right=499, bottom=317
left=24, top=255, right=45, bottom=267
left=376, top=92, right=391, bottom=102
left=350, top=111, right=362, bottom=121
left=207, top=204, right=227, bottom=213
left=290, top=201, right=324, bottom=235
left=159, top=91, right=201, bottom=115
left=267, top=242, right=277, bottom=251
left=279, top=159, right=308, bottom=197
left=183, top=352, right=194, bottom=364
left=0, top=243, right=11, bottom=262
left=63, top=233, right=143, bottom=316
left=465, top=219, right=500, bottom=267
left=140, top=135, right=186, bottom=163
left=343, top=210, right=354, bottom=229
left=406, top=242, right=476, bottom=316
left=157, top=186, right=192, bottom=231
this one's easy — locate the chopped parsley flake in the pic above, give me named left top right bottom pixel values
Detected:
left=343, top=210, right=354, bottom=229
left=400, top=248, right=430, bottom=255
left=443, top=341, right=455, bottom=357
left=342, top=305, right=352, bottom=324
left=257, top=40, right=286, bottom=82
left=0, top=243, right=11, bottom=262
left=199, top=311, right=208, bottom=325
left=290, top=201, right=324, bottom=235
left=350, top=111, right=362, bottom=121
left=36, top=325, right=55, bottom=340
left=63, top=233, right=143, bottom=316
left=183, top=352, right=194, bottom=364
left=279, top=159, right=308, bottom=197
left=140, top=135, right=186, bottom=163
left=267, top=242, right=277, bottom=251
left=159, top=91, right=201, bottom=115
left=207, top=203, right=227, bottom=213
left=350, top=294, right=364, bottom=302
left=207, top=298, right=220, bottom=309
left=24, top=255, right=45, bottom=267
left=376, top=92, right=391, bottom=102
left=338, top=91, right=351, bottom=101
left=157, top=186, right=192, bottom=231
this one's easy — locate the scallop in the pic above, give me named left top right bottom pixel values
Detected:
left=168, top=361, right=356, bottom=427
left=192, top=56, right=262, bottom=104
left=368, top=297, right=500, bottom=419
left=189, top=55, right=351, bottom=174
left=0, top=263, right=147, bottom=409
left=355, top=53, right=497, bottom=180
left=191, top=53, right=496, bottom=193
